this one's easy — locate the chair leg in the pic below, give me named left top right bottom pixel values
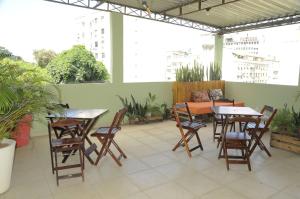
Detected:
left=213, top=120, right=217, bottom=141
left=54, top=150, right=59, bottom=186
left=79, top=146, right=85, bottom=182
left=195, top=132, right=203, bottom=151
left=224, top=143, right=229, bottom=171
left=50, top=149, right=54, bottom=174
left=245, top=144, right=251, bottom=171
left=172, top=132, right=190, bottom=151
left=184, top=138, right=192, bottom=158
left=112, top=140, right=127, bottom=159
left=95, top=137, right=108, bottom=165
left=105, top=147, right=122, bottom=166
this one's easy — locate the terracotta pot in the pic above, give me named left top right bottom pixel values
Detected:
left=11, top=114, right=33, bottom=147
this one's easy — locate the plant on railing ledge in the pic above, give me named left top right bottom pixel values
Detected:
left=207, top=62, right=222, bottom=81
left=175, top=61, right=204, bottom=82
left=117, top=93, right=170, bottom=124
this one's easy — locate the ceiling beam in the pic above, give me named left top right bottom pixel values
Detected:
left=219, top=14, right=300, bottom=34
left=93, top=0, right=105, bottom=8
left=178, top=0, right=243, bottom=17
left=43, top=0, right=219, bottom=32
left=159, top=0, right=209, bottom=14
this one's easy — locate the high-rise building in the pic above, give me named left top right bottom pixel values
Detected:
left=75, top=12, right=111, bottom=73
left=224, top=35, right=279, bottom=83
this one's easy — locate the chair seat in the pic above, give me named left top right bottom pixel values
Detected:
left=225, top=132, right=251, bottom=141
left=214, top=114, right=234, bottom=121
left=246, top=122, right=265, bottom=130
left=52, top=137, right=82, bottom=147
left=52, top=119, right=82, bottom=128
left=180, top=121, right=206, bottom=130
left=91, top=127, right=119, bottom=136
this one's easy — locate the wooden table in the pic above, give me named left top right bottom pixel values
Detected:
left=211, top=106, right=262, bottom=117
left=47, top=109, right=108, bottom=164
left=211, top=106, right=262, bottom=158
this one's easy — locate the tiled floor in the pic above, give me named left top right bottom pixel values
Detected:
left=1, top=121, right=300, bottom=199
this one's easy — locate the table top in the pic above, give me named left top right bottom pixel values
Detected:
left=47, top=109, right=108, bottom=119
left=211, top=106, right=262, bottom=116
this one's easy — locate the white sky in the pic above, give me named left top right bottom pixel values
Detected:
left=0, top=0, right=96, bottom=62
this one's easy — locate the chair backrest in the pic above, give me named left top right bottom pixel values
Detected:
left=260, top=105, right=277, bottom=131
left=108, top=108, right=128, bottom=134
left=225, top=116, right=260, bottom=133
left=174, top=103, right=193, bottom=122
left=213, top=98, right=235, bottom=107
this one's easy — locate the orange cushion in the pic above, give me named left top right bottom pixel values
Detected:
left=187, top=101, right=245, bottom=115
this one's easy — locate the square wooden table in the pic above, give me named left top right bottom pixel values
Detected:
left=211, top=106, right=262, bottom=158
left=211, top=106, right=262, bottom=117
left=47, top=108, right=108, bottom=164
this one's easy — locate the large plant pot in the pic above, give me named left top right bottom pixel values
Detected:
left=270, top=131, right=300, bottom=154
left=11, top=114, right=32, bottom=147
left=0, top=138, right=16, bottom=194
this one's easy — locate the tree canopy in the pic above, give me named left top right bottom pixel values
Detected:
left=33, top=49, right=57, bottom=68
left=47, top=45, right=109, bottom=84
left=0, top=46, right=22, bottom=60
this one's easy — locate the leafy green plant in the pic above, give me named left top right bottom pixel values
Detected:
left=146, top=93, right=162, bottom=116
left=0, top=58, right=59, bottom=140
left=117, top=95, right=148, bottom=122
left=47, top=45, right=109, bottom=84
left=118, top=93, right=170, bottom=123
left=161, top=103, right=171, bottom=120
left=270, top=104, right=296, bottom=136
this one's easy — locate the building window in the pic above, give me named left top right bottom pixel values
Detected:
left=101, top=28, right=104, bottom=34
left=222, top=24, right=300, bottom=86
left=75, top=12, right=111, bottom=78
left=123, top=15, right=215, bottom=83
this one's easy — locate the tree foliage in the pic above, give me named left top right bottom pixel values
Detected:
left=47, top=45, right=109, bottom=84
left=33, top=49, right=57, bottom=68
left=0, top=46, right=22, bottom=60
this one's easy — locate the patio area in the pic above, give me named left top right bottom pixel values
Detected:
left=2, top=121, right=300, bottom=199
left=1, top=0, right=300, bottom=198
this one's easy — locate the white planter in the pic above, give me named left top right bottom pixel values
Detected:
left=0, top=139, right=16, bottom=194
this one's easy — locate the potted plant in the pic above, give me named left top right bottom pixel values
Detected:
left=270, top=104, right=300, bottom=153
left=0, top=58, right=58, bottom=193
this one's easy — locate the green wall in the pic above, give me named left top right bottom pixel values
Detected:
left=225, top=82, right=300, bottom=110
left=31, top=13, right=173, bottom=137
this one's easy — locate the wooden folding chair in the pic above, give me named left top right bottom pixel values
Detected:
left=212, top=98, right=235, bottom=142
left=48, top=121, right=84, bottom=186
left=219, top=116, right=260, bottom=171
left=247, top=105, right=277, bottom=156
left=172, top=103, right=206, bottom=158
left=48, top=103, right=83, bottom=138
left=91, top=108, right=127, bottom=166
